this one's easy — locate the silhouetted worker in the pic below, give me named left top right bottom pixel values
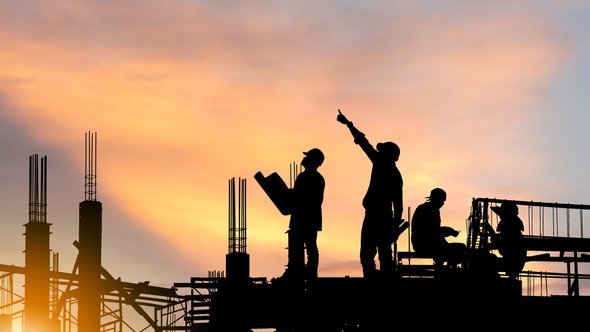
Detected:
left=489, top=201, right=527, bottom=279
left=336, top=109, right=403, bottom=279
left=283, top=148, right=325, bottom=290
left=411, top=188, right=466, bottom=268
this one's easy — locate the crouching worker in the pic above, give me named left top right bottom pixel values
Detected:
left=488, top=201, right=527, bottom=279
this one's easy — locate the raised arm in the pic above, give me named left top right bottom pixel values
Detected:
left=337, top=109, right=378, bottom=160
left=337, top=109, right=365, bottom=142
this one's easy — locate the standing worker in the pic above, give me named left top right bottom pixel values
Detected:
left=282, top=148, right=325, bottom=290
left=337, top=109, right=404, bottom=279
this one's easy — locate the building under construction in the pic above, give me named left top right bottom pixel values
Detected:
left=1, top=133, right=590, bottom=331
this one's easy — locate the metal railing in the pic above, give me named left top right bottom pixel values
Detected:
left=467, top=197, right=590, bottom=296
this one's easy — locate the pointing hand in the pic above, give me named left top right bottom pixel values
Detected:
left=337, top=109, right=350, bottom=125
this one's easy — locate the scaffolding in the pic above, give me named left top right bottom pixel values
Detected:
left=467, top=197, right=590, bottom=297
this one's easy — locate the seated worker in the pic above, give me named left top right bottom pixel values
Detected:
left=411, top=188, right=466, bottom=268
left=487, top=201, right=527, bottom=279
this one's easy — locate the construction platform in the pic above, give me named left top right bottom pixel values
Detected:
left=176, top=264, right=589, bottom=332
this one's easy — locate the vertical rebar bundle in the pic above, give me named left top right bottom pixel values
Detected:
left=290, top=162, right=299, bottom=189
left=228, top=177, right=247, bottom=254
left=226, top=177, right=249, bottom=283
left=84, top=131, right=97, bottom=202
left=28, top=154, right=47, bottom=223
left=24, top=154, right=51, bottom=332
left=79, top=132, right=102, bottom=332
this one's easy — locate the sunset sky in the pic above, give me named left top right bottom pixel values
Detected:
left=2, top=0, right=590, bottom=305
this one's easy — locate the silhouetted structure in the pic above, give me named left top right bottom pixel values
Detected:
left=227, top=177, right=249, bottom=283
left=78, top=132, right=102, bottom=332
left=24, top=154, right=54, bottom=332
left=1, top=134, right=188, bottom=332
left=6, top=134, right=590, bottom=331
left=468, top=198, right=590, bottom=293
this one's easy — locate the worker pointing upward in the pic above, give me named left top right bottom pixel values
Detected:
left=337, top=109, right=404, bottom=279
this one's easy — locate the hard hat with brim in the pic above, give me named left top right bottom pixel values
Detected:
left=303, top=148, right=324, bottom=165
